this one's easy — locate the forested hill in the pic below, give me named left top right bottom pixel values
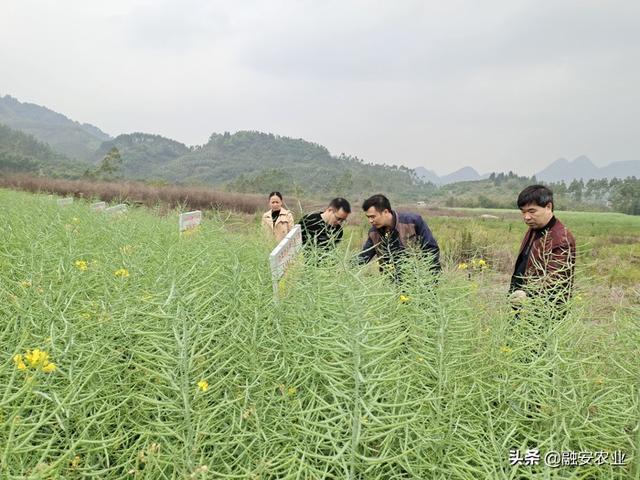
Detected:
left=92, top=133, right=190, bottom=178
left=0, top=94, right=432, bottom=198
left=0, top=123, right=88, bottom=177
left=0, top=95, right=110, bottom=160
left=159, top=131, right=433, bottom=198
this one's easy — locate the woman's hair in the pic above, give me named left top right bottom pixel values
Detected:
left=268, top=191, right=283, bottom=200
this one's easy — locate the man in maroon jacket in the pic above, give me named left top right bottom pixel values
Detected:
left=509, top=185, right=576, bottom=306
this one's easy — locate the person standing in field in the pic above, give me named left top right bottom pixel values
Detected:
left=299, top=197, right=351, bottom=250
left=358, top=194, right=440, bottom=276
left=509, top=185, right=576, bottom=306
left=261, top=191, right=295, bottom=243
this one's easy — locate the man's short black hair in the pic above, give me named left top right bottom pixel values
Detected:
left=328, top=197, right=351, bottom=213
left=517, top=185, right=554, bottom=210
left=362, top=194, right=392, bottom=212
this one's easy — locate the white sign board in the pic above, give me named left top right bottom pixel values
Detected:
left=105, top=204, right=127, bottom=214
left=269, top=225, right=302, bottom=297
left=57, top=197, right=73, bottom=207
left=179, top=210, right=202, bottom=232
left=91, top=201, right=107, bottom=211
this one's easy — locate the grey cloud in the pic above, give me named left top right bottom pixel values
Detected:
left=117, top=0, right=232, bottom=51
left=238, top=1, right=640, bottom=82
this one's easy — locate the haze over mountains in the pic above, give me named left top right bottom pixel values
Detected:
left=0, top=95, right=110, bottom=160
left=1, top=94, right=638, bottom=189
left=416, top=157, right=640, bottom=185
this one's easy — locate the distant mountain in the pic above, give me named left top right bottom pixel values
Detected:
left=440, top=166, right=486, bottom=184
left=413, top=167, right=440, bottom=185
left=600, top=160, right=640, bottom=179
left=536, top=155, right=640, bottom=182
left=416, top=156, right=640, bottom=186
left=3, top=93, right=636, bottom=202
left=159, top=131, right=433, bottom=198
left=0, top=123, right=88, bottom=176
left=0, top=95, right=111, bottom=160
left=94, top=133, right=190, bottom=178
left=415, top=166, right=487, bottom=184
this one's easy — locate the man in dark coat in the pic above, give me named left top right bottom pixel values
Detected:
left=510, top=185, right=576, bottom=306
left=299, top=197, right=351, bottom=250
left=358, top=194, right=440, bottom=275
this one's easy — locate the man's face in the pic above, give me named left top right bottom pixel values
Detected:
left=520, top=202, right=553, bottom=229
left=327, top=208, right=349, bottom=226
left=364, top=207, right=391, bottom=229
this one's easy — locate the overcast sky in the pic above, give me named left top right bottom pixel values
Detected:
left=1, top=0, right=639, bottom=175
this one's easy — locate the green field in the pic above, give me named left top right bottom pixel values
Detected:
left=1, top=189, right=638, bottom=479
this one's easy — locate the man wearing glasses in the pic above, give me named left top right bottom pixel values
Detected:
left=299, top=197, right=351, bottom=250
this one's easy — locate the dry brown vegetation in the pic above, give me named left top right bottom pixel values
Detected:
left=0, top=174, right=269, bottom=214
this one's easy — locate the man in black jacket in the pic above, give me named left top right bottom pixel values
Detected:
left=299, top=198, right=351, bottom=250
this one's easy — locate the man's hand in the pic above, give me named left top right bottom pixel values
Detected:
left=509, top=289, right=527, bottom=305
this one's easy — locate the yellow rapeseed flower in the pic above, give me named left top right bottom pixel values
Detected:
left=114, top=268, right=130, bottom=278
left=287, top=386, right=297, bottom=396
left=42, top=362, right=56, bottom=373
left=70, top=455, right=81, bottom=470
left=71, top=217, right=80, bottom=224
left=458, top=262, right=468, bottom=270
left=20, top=280, right=32, bottom=288
left=13, top=354, right=27, bottom=370
left=25, top=348, right=49, bottom=367
left=197, top=379, right=209, bottom=392
left=477, top=259, right=487, bottom=268
left=75, top=260, right=88, bottom=271
left=399, top=294, right=410, bottom=303
left=242, top=406, right=255, bottom=419
left=14, top=349, right=56, bottom=373
left=500, top=345, right=513, bottom=354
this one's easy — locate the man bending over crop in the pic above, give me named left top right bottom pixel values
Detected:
left=358, top=194, right=440, bottom=276
left=509, top=185, right=576, bottom=307
left=299, top=197, right=351, bottom=250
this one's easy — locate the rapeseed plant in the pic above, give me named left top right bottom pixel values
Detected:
left=0, top=189, right=635, bottom=479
